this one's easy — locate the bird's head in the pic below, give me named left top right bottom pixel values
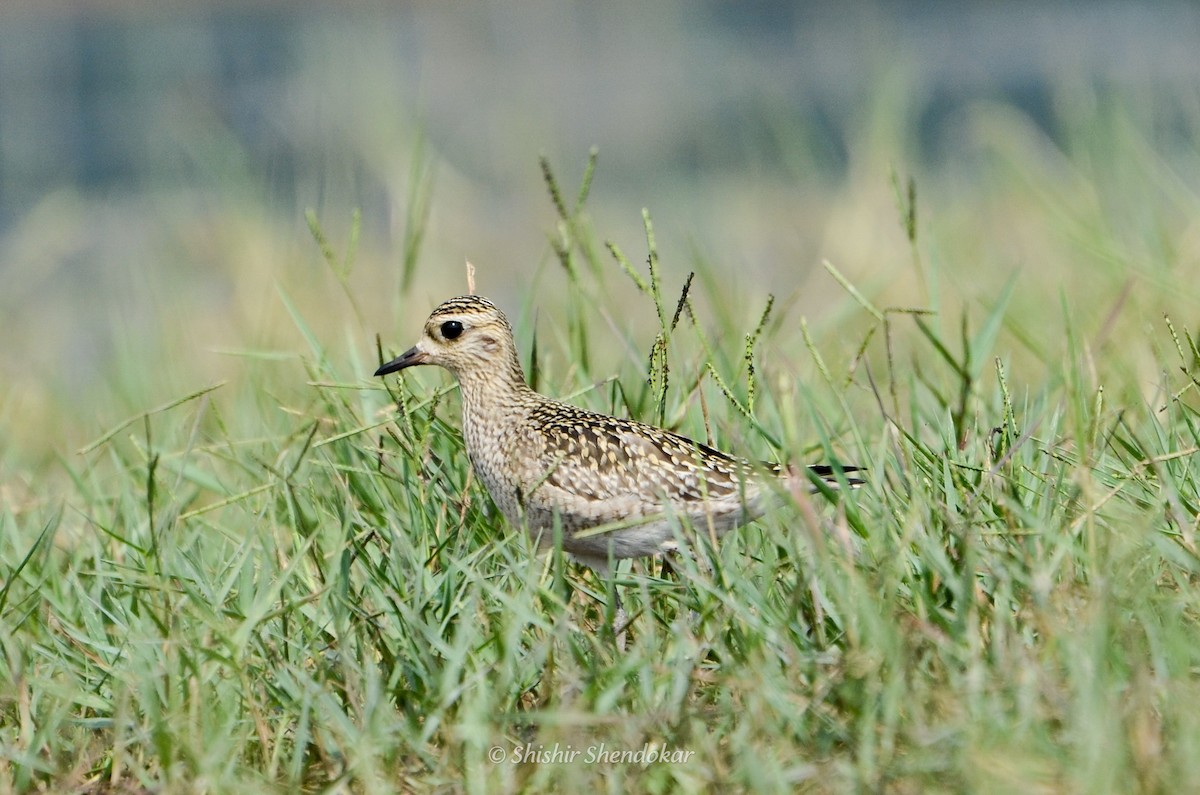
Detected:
left=375, top=295, right=525, bottom=388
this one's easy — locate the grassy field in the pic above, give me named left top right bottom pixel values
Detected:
left=4, top=96, right=1200, bottom=794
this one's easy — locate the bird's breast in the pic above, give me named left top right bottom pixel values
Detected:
left=459, top=404, right=529, bottom=525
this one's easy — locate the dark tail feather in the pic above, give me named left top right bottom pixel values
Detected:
left=807, top=464, right=865, bottom=489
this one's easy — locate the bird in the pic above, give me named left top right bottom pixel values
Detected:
left=374, top=294, right=860, bottom=577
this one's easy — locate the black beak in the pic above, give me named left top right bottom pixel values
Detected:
left=374, top=346, right=428, bottom=376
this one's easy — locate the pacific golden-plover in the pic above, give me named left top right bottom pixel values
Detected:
left=375, top=295, right=859, bottom=580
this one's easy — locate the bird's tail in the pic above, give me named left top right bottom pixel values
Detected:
left=805, top=464, right=865, bottom=490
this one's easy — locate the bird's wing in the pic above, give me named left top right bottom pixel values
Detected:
left=526, top=403, right=759, bottom=510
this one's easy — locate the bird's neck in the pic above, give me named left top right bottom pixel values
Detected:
left=453, top=355, right=532, bottom=413
left=454, top=359, right=535, bottom=477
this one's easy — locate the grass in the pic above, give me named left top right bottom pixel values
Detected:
left=4, top=96, right=1200, bottom=794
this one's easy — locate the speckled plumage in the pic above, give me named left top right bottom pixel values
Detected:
left=375, top=294, right=856, bottom=569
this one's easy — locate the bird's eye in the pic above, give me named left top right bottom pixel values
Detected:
left=440, top=320, right=464, bottom=340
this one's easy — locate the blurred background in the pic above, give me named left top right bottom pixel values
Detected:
left=2, top=1, right=1199, bottom=466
